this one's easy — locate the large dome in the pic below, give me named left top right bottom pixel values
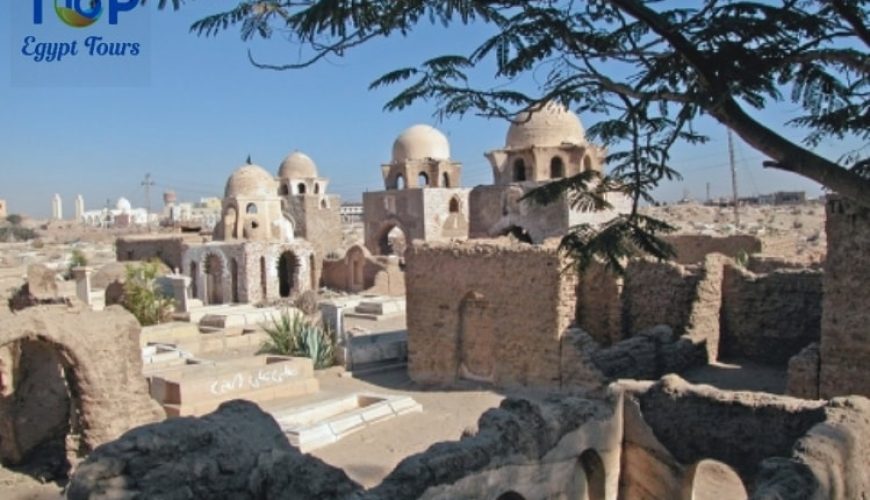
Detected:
left=505, top=102, right=585, bottom=149
left=391, top=124, right=450, bottom=163
left=278, top=151, right=318, bottom=179
left=116, top=197, right=132, bottom=212
left=225, top=163, right=276, bottom=198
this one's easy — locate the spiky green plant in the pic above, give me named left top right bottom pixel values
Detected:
left=260, top=308, right=334, bottom=369
left=121, top=260, right=174, bottom=326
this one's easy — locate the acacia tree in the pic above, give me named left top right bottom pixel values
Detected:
left=151, top=0, right=869, bottom=270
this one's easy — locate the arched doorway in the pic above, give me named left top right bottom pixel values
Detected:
left=190, top=261, right=198, bottom=299
left=449, top=197, right=460, bottom=213
left=550, top=156, right=565, bottom=178
left=685, top=459, right=747, bottom=500
left=0, top=339, right=82, bottom=478
left=378, top=224, right=407, bottom=257
left=278, top=251, right=299, bottom=298
left=579, top=449, right=606, bottom=500
left=513, top=158, right=527, bottom=181
left=204, top=254, right=224, bottom=305
left=496, top=492, right=525, bottom=500
left=259, top=256, right=267, bottom=301
left=458, top=291, right=495, bottom=381
left=230, top=258, right=239, bottom=303
left=347, top=246, right=366, bottom=291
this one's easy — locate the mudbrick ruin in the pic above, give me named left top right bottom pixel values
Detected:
left=0, top=108, right=868, bottom=499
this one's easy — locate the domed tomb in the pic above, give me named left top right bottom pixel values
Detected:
left=224, top=163, right=277, bottom=198
left=505, top=102, right=585, bottom=149
left=278, top=151, right=319, bottom=180
left=391, top=124, right=451, bottom=164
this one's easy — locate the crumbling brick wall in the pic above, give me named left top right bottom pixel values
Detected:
left=819, top=197, right=870, bottom=398
left=720, top=264, right=822, bottom=365
left=116, top=235, right=190, bottom=271
left=405, top=239, right=574, bottom=387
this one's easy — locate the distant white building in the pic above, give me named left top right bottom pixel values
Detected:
left=82, top=197, right=151, bottom=227
left=162, top=196, right=222, bottom=230
left=339, top=203, right=363, bottom=224
left=51, top=194, right=63, bottom=220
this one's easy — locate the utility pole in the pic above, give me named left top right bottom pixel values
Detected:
left=706, top=182, right=711, bottom=204
left=728, top=130, right=740, bottom=227
left=141, top=173, right=155, bottom=231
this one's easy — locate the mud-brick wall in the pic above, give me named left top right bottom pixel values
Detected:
left=820, top=197, right=870, bottom=398
left=116, top=236, right=188, bottom=271
left=622, top=260, right=703, bottom=337
left=720, top=264, right=822, bottom=365
left=405, top=241, right=573, bottom=387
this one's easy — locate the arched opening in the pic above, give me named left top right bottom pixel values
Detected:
left=230, top=258, right=239, bottom=303
left=513, top=158, right=527, bottom=181
left=314, top=183, right=320, bottom=194
left=686, top=459, right=747, bottom=500
left=278, top=251, right=299, bottom=298
left=378, top=224, right=407, bottom=257
left=279, top=183, right=289, bottom=196
left=449, top=197, right=460, bottom=213
left=190, top=261, right=198, bottom=299
left=496, top=492, right=526, bottom=500
left=0, top=339, right=82, bottom=478
left=441, top=172, right=450, bottom=187
left=458, top=291, right=495, bottom=382
left=309, top=254, right=317, bottom=290
left=205, top=254, right=224, bottom=305
left=259, top=256, right=267, bottom=301
left=348, top=247, right=366, bottom=291
left=395, top=174, right=405, bottom=190
left=583, top=155, right=592, bottom=171
left=245, top=203, right=258, bottom=214
left=501, top=225, right=533, bottom=244
left=320, top=199, right=329, bottom=209
left=550, top=156, right=565, bottom=178
left=297, top=183, right=306, bottom=194
left=579, top=449, right=606, bottom=500
left=418, top=172, right=429, bottom=187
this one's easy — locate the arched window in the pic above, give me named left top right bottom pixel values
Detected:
left=297, top=183, right=307, bottom=194
left=395, top=174, right=405, bottom=190
left=449, top=197, right=460, bottom=213
left=245, top=203, right=258, bottom=214
left=513, top=159, right=527, bottom=181
left=583, top=155, right=592, bottom=171
left=279, top=183, right=289, bottom=195
left=314, top=183, right=320, bottom=194
left=320, top=199, right=328, bottom=209
left=550, top=156, right=565, bottom=178
left=418, top=172, right=429, bottom=187
left=441, top=172, right=450, bottom=187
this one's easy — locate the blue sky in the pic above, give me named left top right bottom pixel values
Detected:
left=0, top=1, right=858, bottom=218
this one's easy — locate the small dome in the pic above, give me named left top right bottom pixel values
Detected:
left=116, top=197, right=132, bottom=212
left=391, top=124, right=450, bottom=163
left=225, top=164, right=277, bottom=198
left=506, top=102, right=585, bottom=149
left=278, top=151, right=318, bottom=179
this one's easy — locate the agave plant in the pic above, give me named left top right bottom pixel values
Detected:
left=260, top=308, right=334, bottom=369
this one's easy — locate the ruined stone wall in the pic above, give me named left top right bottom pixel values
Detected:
left=321, top=249, right=404, bottom=297
left=290, top=193, right=342, bottom=287
left=115, top=235, right=191, bottom=271
left=67, top=375, right=870, bottom=500
left=720, top=264, right=822, bottom=365
left=575, top=263, right=623, bottom=345
left=405, top=240, right=572, bottom=387
left=787, top=342, right=820, bottom=399
left=0, top=306, right=164, bottom=467
left=663, top=234, right=763, bottom=265
left=421, top=188, right=471, bottom=240
left=621, top=260, right=702, bottom=337
left=820, top=197, right=870, bottom=398
left=618, top=376, right=870, bottom=499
